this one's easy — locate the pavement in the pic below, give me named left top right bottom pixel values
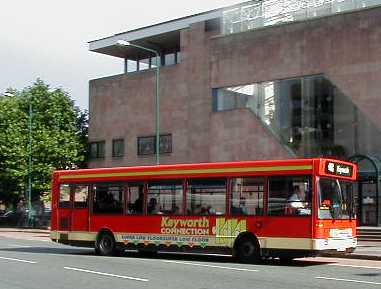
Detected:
left=0, top=227, right=50, bottom=242
left=321, top=241, right=381, bottom=261
left=0, top=227, right=380, bottom=261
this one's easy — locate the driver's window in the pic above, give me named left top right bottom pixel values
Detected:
left=268, top=176, right=312, bottom=216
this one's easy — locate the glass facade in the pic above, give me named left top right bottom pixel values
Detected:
left=222, top=0, right=381, bottom=35
left=213, top=75, right=381, bottom=159
left=125, top=50, right=181, bottom=73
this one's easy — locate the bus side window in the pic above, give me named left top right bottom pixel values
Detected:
left=147, top=180, right=183, bottom=215
left=127, top=183, right=144, bottom=214
left=231, top=177, right=264, bottom=215
left=268, top=176, right=311, bottom=216
left=59, top=184, right=71, bottom=208
left=74, top=185, right=89, bottom=209
left=93, top=184, right=123, bottom=214
left=187, top=178, right=226, bottom=215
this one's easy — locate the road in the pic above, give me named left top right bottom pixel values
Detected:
left=0, top=236, right=380, bottom=289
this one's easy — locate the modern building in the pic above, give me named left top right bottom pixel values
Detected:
left=88, top=0, right=381, bottom=226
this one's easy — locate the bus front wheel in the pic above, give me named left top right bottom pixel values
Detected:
left=96, top=232, right=116, bottom=256
left=236, top=236, right=260, bottom=263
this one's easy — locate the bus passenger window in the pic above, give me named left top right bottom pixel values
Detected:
left=231, top=177, right=264, bottom=215
left=59, top=184, right=71, bottom=208
left=187, top=178, right=226, bottom=215
left=268, top=176, right=311, bottom=216
left=148, top=180, right=183, bottom=215
left=127, top=183, right=144, bottom=214
left=93, top=184, right=123, bottom=214
left=74, top=185, right=88, bottom=208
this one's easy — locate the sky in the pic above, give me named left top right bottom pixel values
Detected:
left=0, top=0, right=243, bottom=110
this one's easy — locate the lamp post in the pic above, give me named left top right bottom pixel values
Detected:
left=117, top=40, right=161, bottom=165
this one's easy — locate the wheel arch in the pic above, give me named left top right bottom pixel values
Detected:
left=233, top=231, right=261, bottom=256
left=96, top=228, right=116, bottom=242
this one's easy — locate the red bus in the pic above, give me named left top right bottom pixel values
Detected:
left=50, top=158, right=357, bottom=262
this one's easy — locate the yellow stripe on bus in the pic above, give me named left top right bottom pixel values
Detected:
left=59, top=165, right=313, bottom=180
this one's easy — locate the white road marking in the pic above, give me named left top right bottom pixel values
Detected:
left=0, top=256, right=37, bottom=264
left=8, top=244, right=34, bottom=248
left=25, top=239, right=49, bottom=242
left=316, top=276, right=381, bottom=285
left=64, top=267, right=149, bottom=282
left=162, top=260, right=258, bottom=272
left=329, top=263, right=381, bottom=270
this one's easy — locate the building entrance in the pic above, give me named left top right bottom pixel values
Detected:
left=350, top=155, right=381, bottom=227
left=359, top=180, right=377, bottom=226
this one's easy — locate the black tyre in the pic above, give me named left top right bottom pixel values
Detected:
left=96, top=232, right=116, bottom=256
left=236, top=237, right=261, bottom=263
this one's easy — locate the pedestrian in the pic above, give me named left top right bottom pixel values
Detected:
left=16, top=198, right=27, bottom=227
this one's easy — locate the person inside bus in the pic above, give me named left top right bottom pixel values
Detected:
left=192, top=204, right=202, bottom=215
left=286, top=185, right=311, bottom=215
left=148, top=197, right=161, bottom=214
left=133, top=192, right=144, bottom=214
left=232, top=198, right=248, bottom=215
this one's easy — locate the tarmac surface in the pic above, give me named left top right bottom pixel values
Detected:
left=0, top=227, right=380, bottom=260
left=1, top=230, right=381, bottom=289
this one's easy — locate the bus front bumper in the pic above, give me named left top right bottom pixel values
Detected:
left=313, top=237, right=357, bottom=252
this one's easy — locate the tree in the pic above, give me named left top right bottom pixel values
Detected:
left=0, top=80, right=88, bottom=204
left=0, top=91, right=28, bottom=205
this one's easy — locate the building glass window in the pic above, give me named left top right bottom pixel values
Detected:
left=164, top=53, right=176, bottom=66
left=137, top=136, right=155, bottom=155
left=268, top=176, right=312, bottom=216
left=139, top=58, right=150, bottom=71
left=231, top=177, right=264, bottom=215
left=151, top=56, right=159, bottom=68
left=126, top=50, right=180, bottom=73
left=127, top=59, right=137, bottom=72
left=147, top=180, right=183, bottom=215
left=89, top=141, right=105, bottom=159
left=137, top=134, right=172, bottom=156
left=112, top=139, right=124, bottom=158
left=187, top=178, right=226, bottom=215
left=176, top=51, right=181, bottom=64
left=159, top=134, right=172, bottom=154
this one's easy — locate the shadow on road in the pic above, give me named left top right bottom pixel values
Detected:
left=0, top=245, right=334, bottom=267
left=0, top=246, right=93, bottom=256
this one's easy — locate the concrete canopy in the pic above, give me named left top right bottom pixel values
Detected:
left=88, top=8, right=222, bottom=59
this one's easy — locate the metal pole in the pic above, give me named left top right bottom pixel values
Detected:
left=27, top=101, right=32, bottom=227
left=155, top=53, right=160, bottom=165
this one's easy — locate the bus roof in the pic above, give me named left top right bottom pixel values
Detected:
left=55, top=158, right=357, bottom=183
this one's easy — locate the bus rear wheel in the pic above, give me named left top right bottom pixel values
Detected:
left=236, top=237, right=260, bottom=263
left=96, top=232, right=116, bottom=256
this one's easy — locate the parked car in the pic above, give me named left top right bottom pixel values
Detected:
left=0, top=211, right=19, bottom=226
